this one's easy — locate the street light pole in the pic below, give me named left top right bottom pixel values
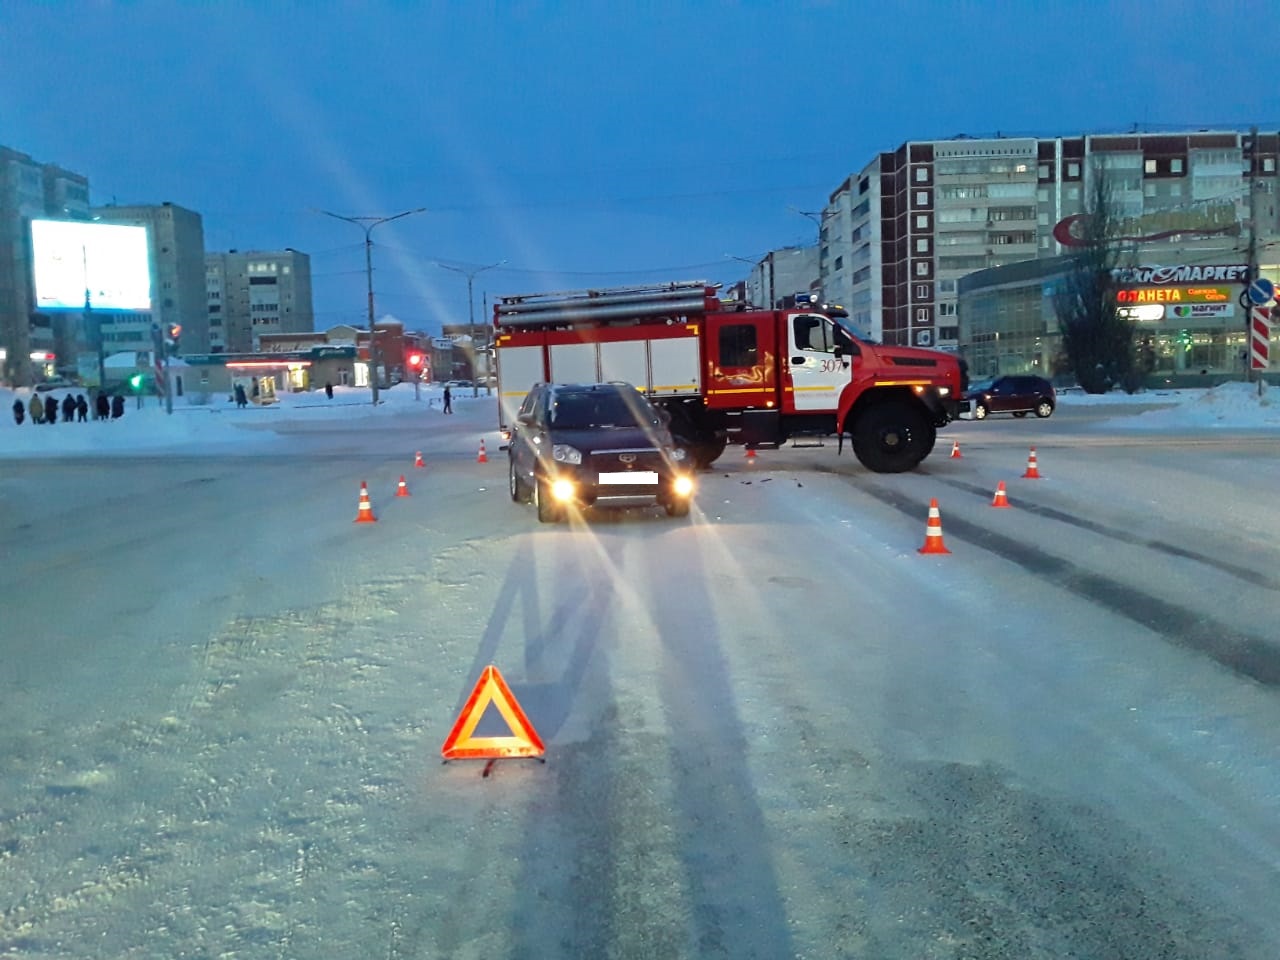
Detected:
left=437, top=260, right=506, bottom=397
left=320, top=207, right=427, bottom=405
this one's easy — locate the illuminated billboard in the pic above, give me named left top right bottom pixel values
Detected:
left=30, top=219, right=152, bottom=311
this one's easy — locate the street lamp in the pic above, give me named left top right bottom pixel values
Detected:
left=436, top=259, right=506, bottom=397
left=319, top=207, right=427, bottom=405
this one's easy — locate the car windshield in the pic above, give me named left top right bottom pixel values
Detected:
left=550, top=389, right=652, bottom=429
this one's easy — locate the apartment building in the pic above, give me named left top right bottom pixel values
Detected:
left=206, top=249, right=313, bottom=353
left=91, top=202, right=207, bottom=355
left=0, top=146, right=90, bottom=384
left=818, top=129, right=1280, bottom=350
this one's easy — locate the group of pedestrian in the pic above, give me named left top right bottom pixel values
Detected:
left=10, top=391, right=123, bottom=426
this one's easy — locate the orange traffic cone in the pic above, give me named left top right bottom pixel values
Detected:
left=477, top=439, right=488, bottom=464
left=354, top=481, right=377, bottom=523
left=745, top=446, right=757, bottom=462
left=395, top=475, right=410, bottom=498
left=414, top=451, right=425, bottom=469
left=1022, top=446, right=1042, bottom=479
left=918, top=498, right=951, bottom=554
left=950, top=439, right=962, bottom=459
left=991, top=481, right=1011, bottom=508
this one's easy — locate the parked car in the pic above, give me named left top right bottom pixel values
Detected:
left=507, top=381, right=696, bottom=522
left=965, top=374, right=1056, bottom=419
left=33, top=378, right=75, bottom=393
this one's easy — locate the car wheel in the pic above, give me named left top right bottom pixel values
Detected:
left=973, top=402, right=989, bottom=420
left=534, top=476, right=561, bottom=523
left=665, top=497, right=690, bottom=518
left=508, top=456, right=529, bottom=503
left=1035, top=400, right=1054, bottom=418
left=1012, top=411, right=1028, bottom=418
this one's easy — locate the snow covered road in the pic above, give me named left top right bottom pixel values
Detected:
left=2, top=392, right=1279, bottom=958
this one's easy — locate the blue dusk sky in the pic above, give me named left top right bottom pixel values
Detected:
left=3, top=1, right=1276, bottom=334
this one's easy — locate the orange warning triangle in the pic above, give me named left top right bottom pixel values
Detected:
left=441, top=664, right=545, bottom=761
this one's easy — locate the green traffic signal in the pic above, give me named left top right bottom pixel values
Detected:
left=129, top=373, right=144, bottom=391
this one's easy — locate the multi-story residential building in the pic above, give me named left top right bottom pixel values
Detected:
left=818, top=129, right=1280, bottom=351
left=91, top=202, right=207, bottom=355
left=737, top=246, right=819, bottom=309
left=0, top=146, right=90, bottom=384
left=206, top=249, right=313, bottom=353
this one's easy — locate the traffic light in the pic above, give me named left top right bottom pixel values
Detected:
left=407, top=352, right=423, bottom=370
left=165, top=324, right=182, bottom=355
left=128, top=372, right=144, bottom=392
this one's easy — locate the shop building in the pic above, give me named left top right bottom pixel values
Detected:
left=959, top=255, right=1278, bottom=386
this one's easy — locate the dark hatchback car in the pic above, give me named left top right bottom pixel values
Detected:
left=507, top=382, right=696, bottom=523
left=965, top=374, right=1056, bottom=420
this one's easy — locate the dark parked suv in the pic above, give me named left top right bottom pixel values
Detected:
left=507, top=382, right=696, bottom=523
left=965, top=374, right=1056, bottom=420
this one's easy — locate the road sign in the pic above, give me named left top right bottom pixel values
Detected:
left=1251, top=306, right=1271, bottom=369
left=1248, top=277, right=1275, bottom=305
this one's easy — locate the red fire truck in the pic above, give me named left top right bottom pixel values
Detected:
left=492, top=281, right=968, bottom=473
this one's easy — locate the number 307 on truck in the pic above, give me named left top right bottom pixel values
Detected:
left=492, top=280, right=969, bottom=473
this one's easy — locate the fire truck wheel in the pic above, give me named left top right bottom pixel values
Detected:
left=535, top=477, right=562, bottom=523
left=509, top=456, right=531, bottom=503
left=851, top=402, right=935, bottom=474
left=690, top=435, right=727, bottom=469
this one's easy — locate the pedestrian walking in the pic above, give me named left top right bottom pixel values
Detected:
left=45, top=397, right=57, bottom=424
left=95, top=393, right=110, bottom=421
left=442, top=385, right=453, bottom=414
left=111, top=394, right=125, bottom=420
left=234, top=383, right=247, bottom=408
left=76, top=394, right=88, bottom=422
left=30, top=394, right=44, bottom=424
left=12, top=397, right=24, bottom=425
left=61, top=394, right=76, bottom=423
left=324, top=382, right=334, bottom=400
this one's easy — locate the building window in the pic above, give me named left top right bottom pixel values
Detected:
left=1266, top=158, right=1277, bottom=173
left=940, top=326, right=959, bottom=341
left=1037, top=187, right=1049, bottom=202
left=916, top=284, right=928, bottom=298
left=1067, top=161, right=1080, bottom=178
left=1170, top=182, right=1183, bottom=197
left=916, top=214, right=928, bottom=229
left=938, top=279, right=956, bottom=293
left=938, top=302, right=956, bottom=316
left=915, top=167, right=928, bottom=182
left=1066, top=186, right=1080, bottom=200
left=1171, top=158, right=1184, bottom=173
left=916, top=238, right=929, bottom=253
left=1038, top=164, right=1049, bottom=178
left=1144, top=159, right=1157, bottom=174
left=915, top=307, right=929, bottom=322
left=915, top=190, right=929, bottom=207
left=833, top=255, right=843, bottom=271
left=915, top=261, right=929, bottom=276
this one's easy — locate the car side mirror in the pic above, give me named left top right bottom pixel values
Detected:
left=833, top=345, right=844, bottom=359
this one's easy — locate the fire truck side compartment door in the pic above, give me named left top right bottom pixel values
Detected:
left=648, top=336, right=700, bottom=395
left=548, top=342, right=598, bottom=385
left=496, top=345, right=546, bottom=430
left=599, top=339, right=648, bottom=389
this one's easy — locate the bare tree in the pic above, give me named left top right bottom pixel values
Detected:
left=1054, top=161, right=1141, bottom=393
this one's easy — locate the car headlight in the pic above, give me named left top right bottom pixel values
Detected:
left=937, top=386, right=950, bottom=396
left=672, top=475, right=695, bottom=497
left=551, top=478, right=576, bottom=502
left=551, top=444, right=583, bottom=465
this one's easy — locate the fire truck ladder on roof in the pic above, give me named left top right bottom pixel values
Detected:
left=494, top=280, right=720, bottom=328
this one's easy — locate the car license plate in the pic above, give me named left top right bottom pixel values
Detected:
left=598, top=471, right=658, bottom=484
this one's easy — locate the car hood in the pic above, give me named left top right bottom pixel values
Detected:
left=550, top=424, right=673, bottom=453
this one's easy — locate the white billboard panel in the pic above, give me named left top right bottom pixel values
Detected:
left=30, top=219, right=152, bottom=311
